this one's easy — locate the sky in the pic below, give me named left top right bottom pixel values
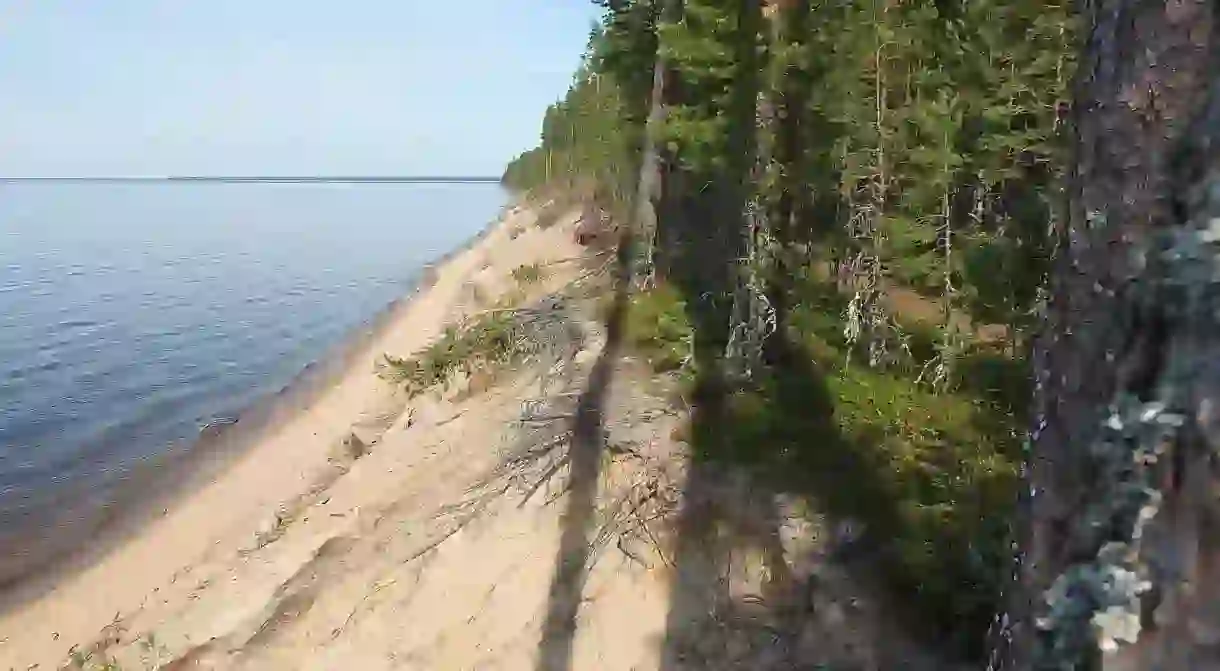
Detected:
left=0, top=1, right=600, bottom=176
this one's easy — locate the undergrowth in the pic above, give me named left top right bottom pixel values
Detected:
left=512, top=262, right=545, bottom=287
left=379, top=287, right=583, bottom=400
left=379, top=312, right=518, bottom=397
left=623, top=276, right=1022, bottom=659
left=623, top=283, right=693, bottom=375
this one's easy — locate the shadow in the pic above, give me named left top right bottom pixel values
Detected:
left=957, top=348, right=1031, bottom=415
left=955, top=346, right=1031, bottom=462
left=534, top=231, right=634, bottom=671
left=656, top=331, right=923, bottom=669
left=526, top=211, right=1011, bottom=666
left=657, top=462, right=804, bottom=669
left=655, top=281, right=1006, bottom=667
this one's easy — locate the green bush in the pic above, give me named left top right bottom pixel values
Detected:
left=620, top=275, right=1020, bottom=656
left=380, top=313, right=517, bottom=398
left=511, top=263, right=545, bottom=287
left=705, top=322, right=1016, bottom=653
left=624, top=284, right=693, bottom=374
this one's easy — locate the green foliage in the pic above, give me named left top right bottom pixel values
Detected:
left=591, top=0, right=660, bottom=128
left=619, top=269, right=1024, bottom=653
left=624, top=283, right=692, bottom=374
left=501, top=33, right=643, bottom=223
left=655, top=0, right=744, bottom=176
left=711, top=292, right=1018, bottom=655
left=379, top=313, right=518, bottom=398
left=511, top=263, right=545, bottom=287
left=506, top=0, right=1074, bottom=659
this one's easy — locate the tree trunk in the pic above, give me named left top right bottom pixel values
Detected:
left=1013, top=1, right=1220, bottom=668
left=719, top=0, right=764, bottom=381
left=632, top=18, right=669, bottom=289
left=651, top=0, right=687, bottom=286
left=762, top=0, right=812, bottom=367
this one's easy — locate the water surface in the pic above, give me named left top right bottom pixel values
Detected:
left=0, top=181, right=506, bottom=584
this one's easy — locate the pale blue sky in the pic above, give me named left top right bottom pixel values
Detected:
left=0, top=1, right=599, bottom=176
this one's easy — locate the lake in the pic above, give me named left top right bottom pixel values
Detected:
left=0, top=181, right=507, bottom=586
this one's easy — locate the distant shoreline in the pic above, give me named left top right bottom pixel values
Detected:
left=0, top=176, right=503, bottom=184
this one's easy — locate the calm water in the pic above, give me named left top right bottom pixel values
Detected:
left=0, top=182, right=507, bottom=584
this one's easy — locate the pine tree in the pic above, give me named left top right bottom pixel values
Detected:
left=505, top=0, right=1088, bottom=662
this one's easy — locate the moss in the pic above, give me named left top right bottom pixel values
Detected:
left=1031, top=213, right=1220, bottom=667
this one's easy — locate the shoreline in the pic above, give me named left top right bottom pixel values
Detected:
left=0, top=202, right=515, bottom=616
left=0, top=199, right=621, bottom=671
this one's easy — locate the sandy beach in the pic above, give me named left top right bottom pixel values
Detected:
left=0, top=202, right=605, bottom=669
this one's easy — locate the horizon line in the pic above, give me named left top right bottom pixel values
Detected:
left=0, top=175, right=504, bottom=183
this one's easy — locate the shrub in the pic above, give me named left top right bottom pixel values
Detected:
left=379, top=312, right=517, bottom=398
left=511, top=263, right=545, bottom=287
left=624, top=284, right=693, bottom=374
left=619, top=274, right=1020, bottom=656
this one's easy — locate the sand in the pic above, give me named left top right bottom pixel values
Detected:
left=0, top=204, right=610, bottom=670
left=0, top=201, right=961, bottom=671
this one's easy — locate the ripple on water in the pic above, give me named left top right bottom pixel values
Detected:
left=0, top=180, right=508, bottom=584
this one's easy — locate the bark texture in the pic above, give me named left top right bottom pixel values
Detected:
left=1019, top=1, right=1220, bottom=668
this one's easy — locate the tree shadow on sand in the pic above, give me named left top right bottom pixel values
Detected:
left=533, top=231, right=634, bottom=671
